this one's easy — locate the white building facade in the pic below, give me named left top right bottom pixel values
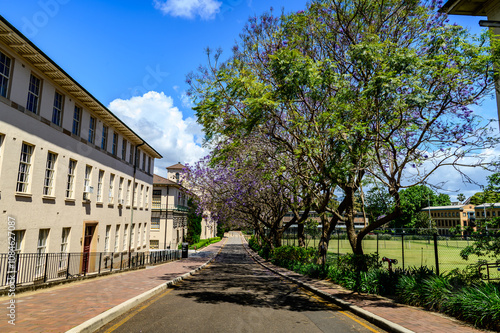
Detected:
left=0, top=16, right=162, bottom=259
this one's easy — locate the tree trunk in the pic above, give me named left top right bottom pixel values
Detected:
left=297, top=223, right=305, bottom=247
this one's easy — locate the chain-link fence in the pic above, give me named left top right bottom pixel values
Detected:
left=280, top=228, right=499, bottom=276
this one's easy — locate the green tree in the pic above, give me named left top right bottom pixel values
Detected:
left=396, top=185, right=450, bottom=228
left=189, top=0, right=499, bottom=262
left=186, top=198, right=202, bottom=245
left=457, top=193, right=466, bottom=203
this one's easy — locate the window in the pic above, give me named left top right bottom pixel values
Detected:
left=126, top=180, right=131, bottom=206
left=97, top=170, right=104, bottom=202
left=148, top=157, right=152, bottom=174
left=151, top=217, right=160, bottom=229
left=108, top=174, right=115, bottom=203
left=0, top=51, right=11, bottom=98
left=121, top=139, right=127, bottom=160
left=137, top=223, right=142, bottom=247
left=112, top=132, right=118, bottom=155
left=104, top=225, right=111, bottom=253
left=66, top=159, right=77, bottom=198
left=72, top=106, right=82, bottom=136
left=114, top=225, right=120, bottom=252
left=123, top=224, right=128, bottom=251
left=152, top=190, right=161, bottom=209
left=16, top=143, right=34, bottom=193
left=88, top=116, right=96, bottom=144
left=13, top=230, right=25, bottom=254
left=52, top=91, right=64, bottom=126
left=131, top=224, right=135, bottom=248
left=139, top=185, right=144, bottom=207
left=118, top=177, right=124, bottom=202
left=101, top=126, right=108, bottom=151
left=36, top=229, right=49, bottom=276
left=143, top=224, right=147, bottom=244
left=150, top=240, right=159, bottom=249
left=133, top=182, right=138, bottom=207
left=129, top=144, right=134, bottom=164
left=26, top=74, right=41, bottom=114
left=142, top=152, right=146, bottom=170
left=84, top=165, right=92, bottom=190
left=175, top=172, right=180, bottom=183
left=59, top=228, right=70, bottom=269
left=43, top=152, right=57, bottom=196
left=145, top=187, right=149, bottom=208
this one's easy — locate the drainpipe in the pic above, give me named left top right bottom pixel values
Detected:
left=129, top=141, right=145, bottom=257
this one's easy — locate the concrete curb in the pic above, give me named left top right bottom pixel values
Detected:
left=66, top=238, right=227, bottom=333
left=240, top=236, right=414, bottom=333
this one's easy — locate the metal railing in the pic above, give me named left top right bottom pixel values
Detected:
left=0, top=249, right=180, bottom=289
left=151, top=203, right=189, bottom=212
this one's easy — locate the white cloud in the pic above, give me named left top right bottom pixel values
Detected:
left=108, top=91, right=207, bottom=177
left=153, top=0, right=222, bottom=20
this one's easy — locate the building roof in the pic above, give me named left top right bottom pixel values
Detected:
left=439, top=0, right=491, bottom=15
left=153, top=174, right=178, bottom=186
left=166, top=163, right=186, bottom=170
left=421, top=205, right=472, bottom=211
left=0, top=15, right=162, bottom=159
left=474, top=203, right=500, bottom=209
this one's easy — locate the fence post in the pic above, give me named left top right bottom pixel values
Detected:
left=14, top=253, right=20, bottom=288
left=376, top=233, right=379, bottom=256
left=337, top=231, right=340, bottom=257
left=401, top=233, right=405, bottom=271
left=433, top=233, right=440, bottom=275
left=66, top=253, right=71, bottom=279
left=43, top=253, right=49, bottom=283
left=98, top=253, right=102, bottom=274
left=120, top=253, right=123, bottom=270
left=110, top=253, right=114, bottom=272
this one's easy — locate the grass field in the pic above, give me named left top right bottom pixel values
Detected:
left=282, top=236, right=498, bottom=276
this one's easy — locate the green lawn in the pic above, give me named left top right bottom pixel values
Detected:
left=283, top=236, right=497, bottom=275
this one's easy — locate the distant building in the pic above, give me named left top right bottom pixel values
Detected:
left=0, top=14, right=162, bottom=267
left=474, top=203, right=500, bottom=229
left=421, top=204, right=475, bottom=235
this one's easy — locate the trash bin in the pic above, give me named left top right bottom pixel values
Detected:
left=181, top=242, right=189, bottom=258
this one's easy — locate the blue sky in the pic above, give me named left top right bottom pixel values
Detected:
left=1, top=0, right=498, bottom=200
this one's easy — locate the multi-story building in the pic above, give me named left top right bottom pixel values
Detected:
left=150, top=164, right=189, bottom=250
left=474, top=203, right=500, bottom=229
left=0, top=15, right=162, bottom=262
left=421, top=204, right=476, bottom=235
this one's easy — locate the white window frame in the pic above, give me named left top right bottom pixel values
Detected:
left=43, top=152, right=57, bottom=196
left=101, top=125, right=108, bottom=151
left=16, top=143, right=34, bottom=193
left=114, top=225, right=120, bottom=252
left=72, top=105, right=82, bottom=136
left=145, top=187, right=149, bottom=209
left=139, top=185, right=144, bottom=207
left=126, top=180, right=131, bottom=206
left=150, top=240, right=159, bottom=249
left=118, top=177, right=124, bottom=202
left=130, top=224, right=135, bottom=249
left=26, top=74, right=41, bottom=114
left=88, top=116, right=96, bottom=144
left=52, top=91, right=64, bottom=127
left=66, top=159, right=77, bottom=198
left=0, top=51, right=11, bottom=98
left=112, top=132, right=118, bottom=156
left=84, top=165, right=92, bottom=189
left=97, top=170, right=104, bottom=202
left=36, top=229, right=49, bottom=277
left=13, top=230, right=24, bottom=254
left=151, top=217, right=160, bottom=230
left=59, top=228, right=70, bottom=269
left=123, top=224, right=128, bottom=251
left=104, top=225, right=111, bottom=253
left=108, top=174, right=115, bottom=204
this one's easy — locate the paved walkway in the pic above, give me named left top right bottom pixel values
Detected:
left=0, top=239, right=225, bottom=333
left=241, top=237, right=491, bottom=333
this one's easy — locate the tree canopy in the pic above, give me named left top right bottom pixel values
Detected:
left=186, top=0, right=500, bottom=261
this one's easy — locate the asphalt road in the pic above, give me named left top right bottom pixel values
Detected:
left=96, top=232, right=385, bottom=333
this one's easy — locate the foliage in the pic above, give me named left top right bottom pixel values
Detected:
left=185, top=198, right=202, bottom=245
left=271, top=246, right=317, bottom=268
left=187, top=0, right=500, bottom=260
left=178, top=237, right=221, bottom=250
left=395, top=185, right=450, bottom=228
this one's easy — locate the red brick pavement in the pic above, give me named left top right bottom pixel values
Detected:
left=242, top=240, right=491, bottom=333
left=0, top=239, right=225, bottom=333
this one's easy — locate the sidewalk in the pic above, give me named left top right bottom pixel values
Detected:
left=241, top=238, right=490, bottom=333
left=0, top=238, right=226, bottom=333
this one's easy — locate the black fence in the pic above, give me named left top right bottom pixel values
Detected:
left=280, top=228, right=500, bottom=278
left=0, top=249, right=181, bottom=289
